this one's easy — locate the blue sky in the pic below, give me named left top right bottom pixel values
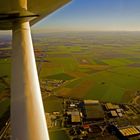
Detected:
left=32, top=0, right=140, bottom=32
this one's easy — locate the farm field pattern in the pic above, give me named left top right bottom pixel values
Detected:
left=34, top=32, right=140, bottom=103
left=0, top=32, right=140, bottom=107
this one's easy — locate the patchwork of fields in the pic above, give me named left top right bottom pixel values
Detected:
left=0, top=32, right=140, bottom=139
left=1, top=30, right=140, bottom=140
left=34, top=32, right=140, bottom=103
left=0, top=32, right=140, bottom=108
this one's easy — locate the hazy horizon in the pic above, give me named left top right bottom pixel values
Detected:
left=31, top=0, right=140, bottom=32
left=2, top=30, right=140, bottom=36
left=1, top=0, right=140, bottom=33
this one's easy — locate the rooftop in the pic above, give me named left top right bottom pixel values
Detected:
left=119, top=126, right=140, bottom=137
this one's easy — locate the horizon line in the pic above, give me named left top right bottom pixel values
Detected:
left=2, top=30, right=140, bottom=35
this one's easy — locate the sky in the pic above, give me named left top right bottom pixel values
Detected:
left=32, top=0, right=140, bottom=32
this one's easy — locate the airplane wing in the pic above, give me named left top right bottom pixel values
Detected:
left=0, top=0, right=71, bottom=30
left=0, top=0, right=71, bottom=140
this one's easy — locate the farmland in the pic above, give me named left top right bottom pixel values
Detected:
left=0, top=32, right=140, bottom=138
left=35, top=32, right=140, bottom=103
left=1, top=32, right=140, bottom=104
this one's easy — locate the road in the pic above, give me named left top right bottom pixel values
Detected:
left=0, top=119, right=10, bottom=140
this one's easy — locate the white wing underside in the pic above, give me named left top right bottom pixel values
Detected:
left=0, top=0, right=71, bottom=30
left=0, top=0, right=71, bottom=140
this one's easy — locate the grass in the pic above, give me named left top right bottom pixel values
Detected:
left=0, top=43, right=137, bottom=104
left=57, top=67, right=140, bottom=103
left=94, top=59, right=108, bottom=65
left=46, top=73, right=75, bottom=80
left=43, top=96, right=63, bottom=113
left=49, top=130, right=70, bottom=140
left=100, top=84, right=125, bottom=103
left=39, top=57, right=77, bottom=78
left=0, top=59, right=11, bottom=77
left=1, top=32, right=140, bottom=113
left=0, top=84, right=7, bottom=93
left=40, top=46, right=140, bottom=103
left=103, top=58, right=133, bottom=66
left=0, top=98, right=10, bottom=118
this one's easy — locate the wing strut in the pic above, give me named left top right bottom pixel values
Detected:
left=11, top=0, right=50, bottom=140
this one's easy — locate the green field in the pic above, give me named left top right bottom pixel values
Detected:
left=49, top=130, right=70, bottom=140
left=46, top=73, right=75, bottom=80
left=0, top=98, right=10, bottom=118
left=1, top=32, right=140, bottom=127
left=0, top=59, right=11, bottom=75
left=43, top=96, right=63, bottom=113
left=0, top=32, right=140, bottom=140
left=37, top=32, right=140, bottom=104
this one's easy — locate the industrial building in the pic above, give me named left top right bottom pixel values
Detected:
left=110, top=125, right=140, bottom=140
left=66, top=111, right=81, bottom=124
left=84, top=100, right=104, bottom=121
left=105, top=103, right=120, bottom=110
left=119, top=126, right=140, bottom=137
left=110, top=110, right=118, bottom=117
left=84, top=100, right=99, bottom=105
left=71, top=111, right=81, bottom=124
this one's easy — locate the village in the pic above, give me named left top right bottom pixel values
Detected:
left=43, top=79, right=140, bottom=140
left=46, top=97, right=140, bottom=140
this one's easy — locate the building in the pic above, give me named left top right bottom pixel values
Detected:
left=110, top=111, right=118, bottom=117
left=66, top=111, right=81, bottom=124
left=119, top=126, right=140, bottom=139
left=111, top=125, right=140, bottom=140
left=105, top=103, right=120, bottom=110
left=84, top=100, right=104, bottom=121
left=84, top=100, right=99, bottom=105
left=118, top=113, right=123, bottom=117
left=71, top=111, right=81, bottom=124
